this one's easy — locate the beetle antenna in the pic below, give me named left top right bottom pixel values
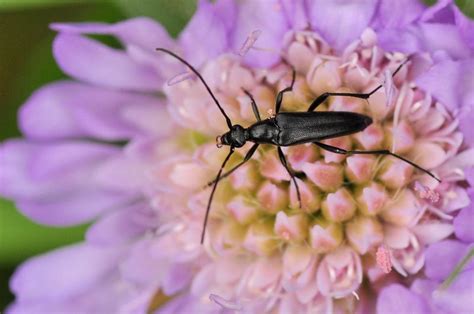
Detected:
left=156, top=48, right=233, bottom=129
left=201, top=147, right=235, bottom=244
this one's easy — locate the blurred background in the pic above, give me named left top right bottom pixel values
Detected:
left=0, top=0, right=471, bottom=310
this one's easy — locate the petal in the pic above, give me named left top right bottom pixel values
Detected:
left=232, top=0, right=289, bottom=67
left=10, top=243, right=123, bottom=302
left=16, top=190, right=133, bottom=226
left=373, top=0, right=425, bottom=28
left=53, top=33, right=160, bottom=91
left=0, top=140, right=137, bottom=225
left=308, top=0, right=378, bottom=51
left=279, top=0, right=309, bottom=30
left=376, top=284, right=429, bottom=314
left=0, top=140, right=117, bottom=199
left=179, top=0, right=236, bottom=66
left=454, top=197, right=474, bottom=243
left=458, top=103, right=474, bottom=147
left=19, top=81, right=172, bottom=141
left=433, top=269, right=474, bottom=313
left=424, top=240, right=473, bottom=280
left=86, top=203, right=156, bottom=245
left=453, top=5, right=474, bottom=50
left=416, top=59, right=474, bottom=112
left=51, top=17, right=174, bottom=51
left=378, top=23, right=471, bottom=61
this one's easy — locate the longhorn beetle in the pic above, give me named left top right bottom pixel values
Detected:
left=156, top=48, right=441, bottom=244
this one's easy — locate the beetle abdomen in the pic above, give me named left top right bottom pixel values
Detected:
left=276, top=111, right=372, bottom=146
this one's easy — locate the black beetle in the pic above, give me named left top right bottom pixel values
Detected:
left=156, top=48, right=440, bottom=243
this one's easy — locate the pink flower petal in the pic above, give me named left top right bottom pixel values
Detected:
left=53, top=34, right=160, bottom=91
left=11, top=244, right=123, bottom=302
left=309, top=0, right=378, bottom=51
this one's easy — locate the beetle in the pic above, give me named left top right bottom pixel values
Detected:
left=156, top=48, right=440, bottom=244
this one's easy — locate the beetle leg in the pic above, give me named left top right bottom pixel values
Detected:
left=202, top=147, right=235, bottom=244
left=314, top=142, right=441, bottom=182
left=275, top=68, right=296, bottom=113
left=307, top=60, right=408, bottom=112
left=206, top=143, right=259, bottom=187
left=277, top=147, right=302, bottom=208
left=242, top=88, right=261, bottom=121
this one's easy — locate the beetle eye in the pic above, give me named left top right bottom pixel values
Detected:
left=216, top=136, right=223, bottom=148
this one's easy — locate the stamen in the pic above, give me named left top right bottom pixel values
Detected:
left=237, top=30, right=262, bottom=57
left=352, top=291, right=360, bottom=301
left=167, top=70, right=195, bottom=86
left=384, top=69, right=395, bottom=107
left=376, top=245, right=392, bottom=274
left=413, top=181, right=440, bottom=203
left=209, top=294, right=243, bottom=311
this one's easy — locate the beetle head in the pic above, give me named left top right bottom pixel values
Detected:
left=216, top=125, right=247, bottom=148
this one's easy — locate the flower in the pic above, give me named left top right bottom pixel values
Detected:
left=1, top=0, right=473, bottom=313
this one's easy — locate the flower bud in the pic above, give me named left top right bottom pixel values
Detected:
left=381, top=190, right=420, bottom=227
left=310, top=220, right=343, bottom=253
left=354, top=123, right=384, bottom=150
left=274, top=211, right=309, bottom=242
left=289, top=178, right=321, bottom=213
left=322, top=188, right=356, bottom=222
left=345, top=155, right=376, bottom=184
left=257, top=181, right=289, bottom=214
left=302, top=161, right=343, bottom=192
left=227, top=195, right=260, bottom=224
left=355, top=182, right=388, bottom=216
left=346, top=216, right=383, bottom=254
left=243, top=220, right=278, bottom=256
left=378, top=157, right=413, bottom=189
left=317, top=246, right=363, bottom=298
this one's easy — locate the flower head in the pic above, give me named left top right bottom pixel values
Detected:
left=1, top=0, right=473, bottom=313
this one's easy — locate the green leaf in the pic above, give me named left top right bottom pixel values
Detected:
left=0, top=0, right=108, bottom=10
left=455, top=0, right=474, bottom=19
left=0, top=198, right=88, bottom=265
left=117, top=0, right=196, bottom=37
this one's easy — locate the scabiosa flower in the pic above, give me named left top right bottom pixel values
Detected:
left=1, top=0, right=473, bottom=313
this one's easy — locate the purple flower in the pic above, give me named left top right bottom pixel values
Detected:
left=1, top=0, right=473, bottom=313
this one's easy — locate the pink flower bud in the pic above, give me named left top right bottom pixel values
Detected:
left=345, top=155, right=376, bottom=183
left=260, top=152, right=290, bottom=181
left=389, top=120, right=415, bottom=154
left=381, top=190, right=420, bottom=227
left=257, top=181, right=289, bottom=214
left=289, top=178, right=321, bottom=213
left=243, top=220, right=279, bottom=256
left=354, top=123, right=384, bottom=150
left=346, top=216, right=383, bottom=254
left=302, top=161, right=343, bottom=192
left=230, top=161, right=260, bottom=191
left=321, top=137, right=352, bottom=163
left=378, top=157, right=413, bottom=189
left=322, top=188, right=356, bottom=222
left=310, top=221, right=343, bottom=253
left=274, top=211, right=309, bottom=242
left=286, top=144, right=318, bottom=171
left=307, top=60, right=342, bottom=96
left=356, top=182, right=388, bottom=216
left=227, top=195, right=260, bottom=224
left=317, top=246, right=363, bottom=298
